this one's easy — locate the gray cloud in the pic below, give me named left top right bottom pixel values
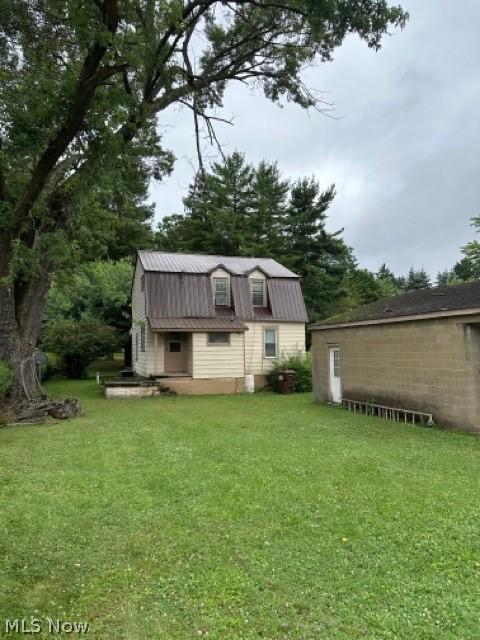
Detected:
left=150, top=0, right=480, bottom=279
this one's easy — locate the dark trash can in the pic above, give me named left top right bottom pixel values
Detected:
left=278, top=369, right=296, bottom=394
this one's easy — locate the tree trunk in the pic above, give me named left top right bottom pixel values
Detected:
left=0, top=238, right=80, bottom=420
left=1, top=294, right=43, bottom=403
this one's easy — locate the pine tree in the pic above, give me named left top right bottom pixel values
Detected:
left=246, top=161, right=290, bottom=257
left=436, top=269, right=461, bottom=287
left=405, top=268, right=431, bottom=290
left=282, top=178, right=349, bottom=321
left=376, top=263, right=400, bottom=296
left=157, top=161, right=350, bottom=322
left=158, top=153, right=256, bottom=255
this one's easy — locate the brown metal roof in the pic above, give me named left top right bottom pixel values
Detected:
left=140, top=255, right=307, bottom=325
left=138, top=250, right=298, bottom=278
left=230, top=276, right=254, bottom=320
left=145, top=273, right=215, bottom=318
left=149, top=317, right=248, bottom=332
left=268, top=279, right=308, bottom=322
left=310, top=280, right=480, bottom=330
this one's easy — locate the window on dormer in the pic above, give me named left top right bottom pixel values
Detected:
left=213, top=277, right=230, bottom=306
left=251, top=279, right=265, bottom=306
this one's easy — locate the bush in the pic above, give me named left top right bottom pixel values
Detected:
left=267, top=352, right=312, bottom=393
left=43, top=319, right=119, bottom=379
left=0, top=360, right=12, bottom=396
left=37, top=352, right=61, bottom=382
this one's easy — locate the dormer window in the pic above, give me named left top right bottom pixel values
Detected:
left=213, top=277, right=230, bottom=306
left=251, top=279, right=265, bottom=306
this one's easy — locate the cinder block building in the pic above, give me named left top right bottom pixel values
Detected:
left=310, top=281, right=480, bottom=432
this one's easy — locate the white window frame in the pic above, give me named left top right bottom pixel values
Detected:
left=135, top=332, right=139, bottom=361
left=250, top=278, right=266, bottom=306
left=263, top=326, right=278, bottom=359
left=140, top=325, right=146, bottom=353
left=333, top=347, right=340, bottom=378
left=207, top=332, right=231, bottom=346
left=213, top=277, right=230, bottom=306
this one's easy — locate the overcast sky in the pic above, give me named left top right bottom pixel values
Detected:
left=150, top=0, right=480, bottom=279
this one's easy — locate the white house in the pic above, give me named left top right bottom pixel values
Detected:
left=131, top=251, right=308, bottom=394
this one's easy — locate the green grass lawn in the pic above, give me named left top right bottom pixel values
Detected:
left=1, top=379, right=480, bottom=639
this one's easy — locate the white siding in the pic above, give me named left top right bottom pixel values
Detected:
left=248, top=269, right=266, bottom=280
left=244, top=322, right=306, bottom=375
left=132, top=261, right=164, bottom=376
left=132, top=258, right=306, bottom=380
left=192, top=332, right=245, bottom=379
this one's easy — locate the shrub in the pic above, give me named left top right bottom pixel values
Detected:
left=0, top=360, right=12, bottom=396
left=43, top=319, right=119, bottom=379
left=41, top=352, right=60, bottom=381
left=267, top=352, right=312, bottom=393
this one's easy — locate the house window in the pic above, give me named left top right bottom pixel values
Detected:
left=251, top=279, right=265, bottom=306
left=169, top=332, right=182, bottom=353
left=140, top=274, right=145, bottom=292
left=264, top=328, right=277, bottom=358
left=140, top=325, right=145, bottom=352
left=135, top=332, right=139, bottom=361
left=213, top=277, right=229, bottom=306
left=207, top=332, right=230, bottom=345
left=333, top=348, right=340, bottom=378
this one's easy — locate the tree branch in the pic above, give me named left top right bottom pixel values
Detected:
left=13, top=0, right=121, bottom=227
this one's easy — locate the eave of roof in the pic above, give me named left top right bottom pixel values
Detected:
left=149, top=317, right=249, bottom=332
left=309, top=307, right=480, bottom=331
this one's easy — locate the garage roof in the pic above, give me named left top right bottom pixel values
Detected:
left=310, top=280, right=480, bottom=330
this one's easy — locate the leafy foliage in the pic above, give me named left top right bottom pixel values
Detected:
left=43, top=319, right=119, bottom=379
left=267, top=352, right=312, bottom=392
left=45, top=259, right=133, bottom=343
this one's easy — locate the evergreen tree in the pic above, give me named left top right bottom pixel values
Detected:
left=377, top=263, right=396, bottom=282
left=158, top=153, right=256, bottom=255
left=376, top=263, right=401, bottom=296
left=436, top=269, right=461, bottom=287
left=247, top=161, right=290, bottom=257
left=405, top=268, right=431, bottom=290
left=158, top=161, right=350, bottom=322
left=282, top=179, right=349, bottom=321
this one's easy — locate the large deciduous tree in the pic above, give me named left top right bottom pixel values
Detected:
left=0, top=0, right=407, bottom=410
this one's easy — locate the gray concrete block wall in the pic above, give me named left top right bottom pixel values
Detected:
left=311, top=315, right=480, bottom=432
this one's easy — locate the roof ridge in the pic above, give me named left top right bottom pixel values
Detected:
left=138, top=250, right=299, bottom=278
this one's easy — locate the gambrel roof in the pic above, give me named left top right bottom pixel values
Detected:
left=138, top=250, right=299, bottom=278
left=137, top=251, right=308, bottom=327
